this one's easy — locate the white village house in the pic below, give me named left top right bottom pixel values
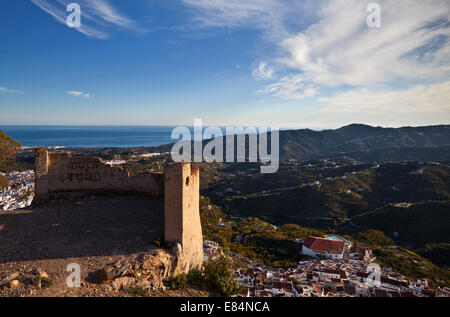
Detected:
left=302, top=236, right=345, bottom=259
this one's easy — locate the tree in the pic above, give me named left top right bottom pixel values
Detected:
left=0, top=174, right=8, bottom=189
left=0, top=130, right=21, bottom=168
left=0, top=130, right=21, bottom=188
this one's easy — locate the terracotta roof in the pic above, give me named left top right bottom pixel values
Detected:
left=303, top=236, right=345, bottom=253
left=321, top=268, right=341, bottom=275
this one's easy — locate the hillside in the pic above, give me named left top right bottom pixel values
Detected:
left=201, top=160, right=450, bottom=268
left=204, top=162, right=449, bottom=222
left=279, top=124, right=450, bottom=162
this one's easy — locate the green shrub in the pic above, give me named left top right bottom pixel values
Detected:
left=204, top=256, right=240, bottom=297
left=0, top=130, right=21, bottom=169
left=152, top=238, right=161, bottom=247
left=187, top=269, right=204, bottom=287
left=357, top=229, right=393, bottom=246
left=0, top=175, right=8, bottom=189
left=166, top=257, right=241, bottom=296
left=167, top=273, right=188, bottom=290
left=40, top=277, right=54, bottom=289
left=125, top=286, right=149, bottom=297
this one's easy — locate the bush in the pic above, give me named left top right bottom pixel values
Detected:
left=204, top=256, right=240, bottom=297
left=152, top=238, right=161, bottom=247
left=40, top=277, right=54, bottom=289
left=357, top=229, right=393, bottom=246
left=125, top=286, right=149, bottom=297
left=187, top=269, right=204, bottom=287
left=167, top=273, right=188, bottom=290
left=0, top=175, right=8, bottom=189
left=166, top=257, right=240, bottom=296
left=0, top=130, right=21, bottom=168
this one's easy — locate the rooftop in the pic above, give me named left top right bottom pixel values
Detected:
left=303, top=236, right=345, bottom=253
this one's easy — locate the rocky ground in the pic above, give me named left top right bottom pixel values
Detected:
left=0, top=195, right=210, bottom=297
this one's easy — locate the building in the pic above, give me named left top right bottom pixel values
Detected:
left=302, top=236, right=345, bottom=259
left=349, top=243, right=373, bottom=261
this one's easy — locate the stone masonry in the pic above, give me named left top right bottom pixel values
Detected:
left=33, top=149, right=204, bottom=274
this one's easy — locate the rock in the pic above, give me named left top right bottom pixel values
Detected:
left=30, top=269, right=49, bottom=279
left=88, top=261, right=131, bottom=283
left=171, top=242, right=183, bottom=255
left=110, top=276, right=135, bottom=291
left=34, top=277, right=42, bottom=289
left=0, top=272, right=19, bottom=286
left=9, top=280, right=20, bottom=289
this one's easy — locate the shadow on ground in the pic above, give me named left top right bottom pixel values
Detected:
left=0, top=195, right=164, bottom=263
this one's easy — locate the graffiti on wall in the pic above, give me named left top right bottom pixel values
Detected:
left=66, top=159, right=102, bottom=183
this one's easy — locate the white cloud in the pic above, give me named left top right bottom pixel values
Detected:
left=314, top=81, right=450, bottom=126
left=258, top=74, right=317, bottom=99
left=67, top=91, right=83, bottom=97
left=67, top=91, right=90, bottom=98
left=180, top=0, right=314, bottom=40
left=0, top=86, right=24, bottom=94
left=30, top=0, right=143, bottom=39
left=252, top=62, right=274, bottom=80
left=182, top=0, right=450, bottom=101
left=271, top=0, right=450, bottom=98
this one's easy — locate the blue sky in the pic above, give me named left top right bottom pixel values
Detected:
left=0, top=0, right=449, bottom=128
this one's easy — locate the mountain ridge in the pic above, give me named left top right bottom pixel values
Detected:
left=278, top=124, right=450, bottom=162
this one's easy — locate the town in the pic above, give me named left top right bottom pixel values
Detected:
left=0, top=170, right=34, bottom=211
left=204, top=236, right=449, bottom=298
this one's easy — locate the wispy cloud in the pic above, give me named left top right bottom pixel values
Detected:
left=180, top=0, right=312, bottom=40
left=30, top=0, right=144, bottom=39
left=0, top=86, right=25, bottom=94
left=181, top=0, right=450, bottom=101
left=270, top=0, right=450, bottom=99
left=252, top=62, right=274, bottom=80
left=310, top=81, right=450, bottom=127
left=318, top=81, right=450, bottom=115
left=67, top=91, right=90, bottom=98
left=258, top=75, right=317, bottom=99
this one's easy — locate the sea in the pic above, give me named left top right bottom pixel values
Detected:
left=0, top=126, right=184, bottom=148
left=0, top=125, right=293, bottom=148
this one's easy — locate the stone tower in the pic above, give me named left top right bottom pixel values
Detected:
left=164, top=162, right=204, bottom=273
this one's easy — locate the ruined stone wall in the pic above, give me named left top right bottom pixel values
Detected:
left=34, top=149, right=204, bottom=274
left=34, top=149, right=163, bottom=202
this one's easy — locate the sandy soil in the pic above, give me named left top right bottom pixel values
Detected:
left=0, top=195, right=208, bottom=297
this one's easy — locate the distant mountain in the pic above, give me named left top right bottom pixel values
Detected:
left=279, top=124, right=450, bottom=162
left=56, top=124, right=450, bottom=164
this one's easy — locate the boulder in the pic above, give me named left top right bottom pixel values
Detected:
left=172, top=242, right=183, bottom=255
left=9, top=280, right=20, bottom=289
left=30, top=269, right=49, bottom=279
left=88, top=260, right=131, bottom=283
left=0, top=272, right=19, bottom=286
